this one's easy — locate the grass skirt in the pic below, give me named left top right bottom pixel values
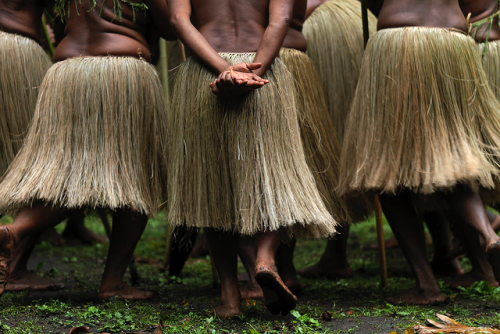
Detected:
left=339, top=27, right=500, bottom=197
left=0, top=56, right=168, bottom=216
left=302, top=0, right=377, bottom=142
left=279, top=48, right=370, bottom=223
left=479, top=41, right=500, bottom=102
left=167, top=54, right=337, bottom=238
left=0, top=31, right=52, bottom=175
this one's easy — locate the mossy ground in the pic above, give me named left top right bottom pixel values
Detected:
left=0, top=213, right=499, bottom=333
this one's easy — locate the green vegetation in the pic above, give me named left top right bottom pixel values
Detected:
left=0, top=213, right=499, bottom=333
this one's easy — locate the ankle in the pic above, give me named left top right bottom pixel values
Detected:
left=99, top=279, right=125, bottom=293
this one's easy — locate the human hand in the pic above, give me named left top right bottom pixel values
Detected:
left=210, top=62, right=269, bottom=98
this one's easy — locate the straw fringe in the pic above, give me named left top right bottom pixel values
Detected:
left=0, top=56, right=168, bottom=216
left=279, top=48, right=370, bottom=223
left=0, top=31, right=52, bottom=175
left=303, top=0, right=377, bottom=142
left=339, top=27, right=500, bottom=197
left=167, top=54, right=337, bottom=238
left=479, top=41, right=500, bottom=101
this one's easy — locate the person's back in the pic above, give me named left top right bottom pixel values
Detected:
left=378, top=0, right=467, bottom=31
left=461, top=0, right=500, bottom=42
left=189, top=0, right=269, bottom=53
left=0, top=0, right=44, bottom=41
left=55, top=0, right=174, bottom=62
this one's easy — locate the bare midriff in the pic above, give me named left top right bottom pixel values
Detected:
left=460, top=0, right=500, bottom=42
left=54, top=0, right=154, bottom=62
left=0, top=0, right=44, bottom=42
left=378, top=0, right=468, bottom=33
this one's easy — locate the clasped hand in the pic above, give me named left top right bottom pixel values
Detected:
left=210, top=62, right=269, bottom=98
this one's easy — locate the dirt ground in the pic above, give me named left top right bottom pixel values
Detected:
left=0, top=215, right=499, bottom=333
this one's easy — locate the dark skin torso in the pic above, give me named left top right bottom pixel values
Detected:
left=190, top=0, right=270, bottom=53
left=55, top=0, right=175, bottom=62
left=377, top=0, right=467, bottom=32
left=282, top=0, right=307, bottom=51
left=0, top=0, right=45, bottom=42
left=460, top=0, right=500, bottom=42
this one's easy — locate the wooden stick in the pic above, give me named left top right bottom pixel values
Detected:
left=41, top=15, right=55, bottom=58
left=374, top=195, right=388, bottom=288
left=179, top=41, right=187, bottom=62
left=361, top=0, right=370, bottom=47
left=158, top=38, right=170, bottom=101
left=360, top=0, right=387, bottom=288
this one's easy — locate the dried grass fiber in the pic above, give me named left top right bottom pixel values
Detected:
left=0, top=56, right=168, bottom=216
left=167, top=53, right=337, bottom=238
left=339, top=27, right=500, bottom=197
left=479, top=41, right=500, bottom=101
left=0, top=31, right=52, bottom=175
left=302, top=0, right=377, bottom=142
left=279, top=48, right=371, bottom=223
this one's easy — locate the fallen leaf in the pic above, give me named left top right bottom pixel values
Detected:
left=154, top=319, right=164, bottom=334
left=413, top=313, right=500, bottom=333
left=321, top=310, right=332, bottom=321
left=68, top=327, right=89, bottom=334
left=345, top=310, right=353, bottom=316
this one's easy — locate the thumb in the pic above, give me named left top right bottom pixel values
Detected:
left=246, top=62, right=262, bottom=70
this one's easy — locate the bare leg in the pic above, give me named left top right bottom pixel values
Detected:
left=0, top=203, right=72, bottom=295
left=486, top=209, right=500, bottom=232
left=6, top=232, right=65, bottom=291
left=167, top=226, right=198, bottom=277
left=238, top=236, right=263, bottom=300
left=190, top=233, right=210, bottom=258
left=204, top=228, right=241, bottom=318
left=423, top=211, right=464, bottom=277
left=254, top=229, right=297, bottom=315
left=298, top=224, right=353, bottom=280
left=98, top=209, right=152, bottom=300
left=379, top=193, right=444, bottom=305
left=446, top=222, right=497, bottom=288
left=276, top=237, right=304, bottom=294
left=62, top=211, right=107, bottom=244
left=446, top=190, right=500, bottom=282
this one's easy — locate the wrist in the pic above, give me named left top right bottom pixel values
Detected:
left=218, top=63, right=232, bottom=75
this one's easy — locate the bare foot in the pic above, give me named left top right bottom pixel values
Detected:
left=98, top=282, right=153, bottom=300
left=431, top=258, right=464, bottom=277
left=486, top=241, right=500, bottom=282
left=445, top=272, right=498, bottom=288
left=6, top=271, right=65, bottom=291
left=255, top=263, right=297, bottom=315
left=298, top=262, right=353, bottom=280
left=0, top=227, right=18, bottom=296
left=386, top=288, right=445, bottom=305
left=211, top=302, right=242, bottom=319
left=240, top=282, right=264, bottom=300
